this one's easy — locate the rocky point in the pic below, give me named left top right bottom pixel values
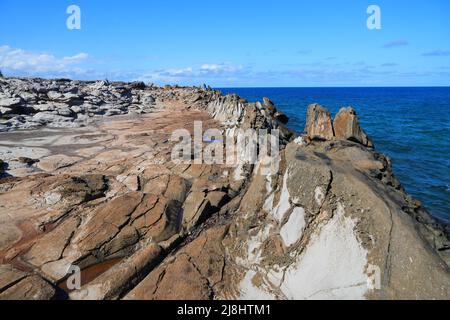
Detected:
left=0, top=77, right=448, bottom=300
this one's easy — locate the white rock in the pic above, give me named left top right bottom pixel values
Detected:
left=280, top=207, right=306, bottom=247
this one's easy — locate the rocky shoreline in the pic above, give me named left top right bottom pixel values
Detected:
left=0, top=77, right=449, bottom=300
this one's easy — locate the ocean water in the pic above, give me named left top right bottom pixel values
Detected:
left=220, top=87, right=450, bottom=223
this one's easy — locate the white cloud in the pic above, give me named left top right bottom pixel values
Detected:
left=136, top=63, right=246, bottom=84
left=200, top=63, right=243, bottom=74
left=0, top=45, right=89, bottom=74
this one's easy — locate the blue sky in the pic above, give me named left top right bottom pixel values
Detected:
left=0, top=0, right=449, bottom=87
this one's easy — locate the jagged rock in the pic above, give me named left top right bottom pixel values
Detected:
left=0, top=78, right=151, bottom=130
left=0, top=77, right=448, bottom=301
left=0, top=265, right=56, bottom=300
left=104, top=109, right=123, bottom=116
left=334, top=107, right=374, bottom=147
left=25, top=217, right=81, bottom=267
left=47, top=91, right=62, bottom=100
left=74, top=192, right=145, bottom=253
left=56, top=106, right=74, bottom=117
left=0, top=97, right=23, bottom=108
left=125, top=225, right=228, bottom=300
left=0, top=159, right=5, bottom=173
left=126, top=253, right=212, bottom=300
left=206, top=191, right=229, bottom=208
left=305, top=103, right=334, bottom=140
left=70, top=243, right=162, bottom=300
left=130, top=81, right=146, bottom=90
left=274, top=112, right=289, bottom=124
left=50, top=174, right=108, bottom=205
left=32, top=112, right=75, bottom=126
left=182, top=191, right=214, bottom=229
left=263, top=97, right=274, bottom=108
left=37, top=155, right=82, bottom=172
left=262, top=97, right=276, bottom=115
left=164, top=175, right=188, bottom=202
left=116, top=174, right=140, bottom=191
left=31, top=104, right=56, bottom=112
left=70, top=105, right=86, bottom=114
left=0, top=106, right=13, bottom=115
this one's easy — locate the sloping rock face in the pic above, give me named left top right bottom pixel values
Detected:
left=334, top=107, right=373, bottom=147
left=0, top=77, right=448, bottom=300
left=304, top=103, right=334, bottom=140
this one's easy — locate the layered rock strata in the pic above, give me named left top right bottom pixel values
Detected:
left=0, top=78, right=448, bottom=300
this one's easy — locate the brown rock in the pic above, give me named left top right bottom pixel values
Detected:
left=182, top=225, right=228, bottom=286
left=261, top=97, right=276, bottom=115
left=0, top=266, right=55, bottom=300
left=70, top=243, right=162, bottom=300
left=207, top=191, right=229, bottom=208
left=164, top=175, right=189, bottom=202
left=100, top=225, right=139, bottom=257
left=142, top=174, right=169, bottom=195
left=305, top=103, right=334, bottom=140
left=25, top=217, right=80, bottom=267
left=125, top=254, right=211, bottom=300
left=0, top=265, right=27, bottom=291
left=129, top=194, right=182, bottom=243
left=144, top=199, right=182, bottom=242
left=75, top=192, right=144, bottom=252
left=182, top=191, right=215, bottom=230
left=37, top=155, right=83, bottom=172
left=53, top=174, right=108, bottom=205
left=333, top=107, right=374, bottom=147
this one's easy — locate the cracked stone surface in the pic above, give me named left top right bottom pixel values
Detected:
left=0, top=78, right=449, bottom=300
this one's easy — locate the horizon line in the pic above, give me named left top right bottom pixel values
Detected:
left=3, top=76, right=450, bottom=89
left=217, top=85, right=450, bottom=89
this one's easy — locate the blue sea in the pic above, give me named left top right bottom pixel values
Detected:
left=220, top=87, right=450, bottom=223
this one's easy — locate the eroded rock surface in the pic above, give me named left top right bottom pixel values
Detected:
left=305, top=103, right=334, bottom=140
left=305, top=104, right=374, bottom=148
left=334, top=107, right=373, bottom=147
left=0, top=78, right=448, bottom=300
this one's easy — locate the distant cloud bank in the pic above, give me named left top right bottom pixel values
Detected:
left=422, top=50, right=450, bottom=57
left=381, top=63, right=398, bottom=67
left=0, top=45, right=88, bottom=75
left=382, top=40, right=409, bottom=48
left=1, top=44, right=448, bottom=87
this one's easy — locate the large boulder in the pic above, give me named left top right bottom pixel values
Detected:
left=334, top=107, right=374, bottom=147
left=32, top=112, right=75, bottom=126
left=0, top=97, right=23, bottom=108
left=305, top=103, right=334, bottom=140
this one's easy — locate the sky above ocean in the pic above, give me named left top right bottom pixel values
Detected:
left=0, top=0, right=449, bottom=87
